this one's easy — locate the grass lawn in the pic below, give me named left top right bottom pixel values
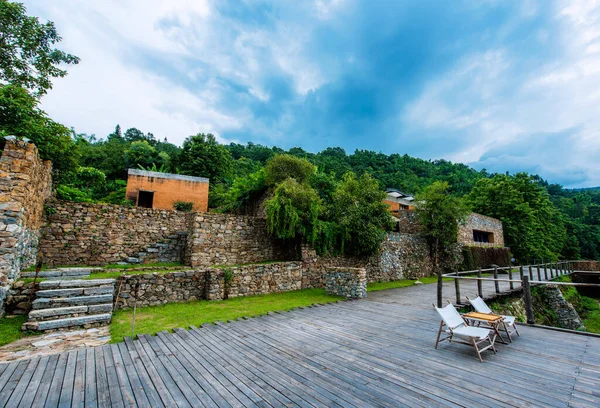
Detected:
left=368, top=276, right=452, bottom=292
left=110, top=288, right=342, bottom=343
left=86, top=263, right=190, bottom=280
left=0, top=315, right=39, bottom=347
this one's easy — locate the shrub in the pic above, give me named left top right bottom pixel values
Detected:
left=55, top=184, right=93, bottom=202
left=173, top=201, right=193, bottom=212
left=265, top=154, right=315, bottom=186
left=459, top=246, right=511, bottom=270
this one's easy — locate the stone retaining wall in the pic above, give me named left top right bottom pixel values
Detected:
left=3, top=280, right=34, bottom=315
left=303, top=233, right=435, bottom=284
left=186, top=213, right=294, bottom=267
left=534, top=285, right=585, bottom=331
left=324, top=267, right=367, bottom=299
left=0, top=138, right=52, bottom=315
left=206, top=262, right=304, bottom=300
left=40, top=201, right=189, bottom=266
left=114, top=270, right=206, bottom=309
left=395, top=211, right=421, bottom=234
left=376, top=233, right=433, bottom=280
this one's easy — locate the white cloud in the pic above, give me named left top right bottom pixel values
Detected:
left=26, top=0, right=245, bottom=144
left=403, top=1, right=600, bottom=187
left=24, top=0, right=333, bottom=145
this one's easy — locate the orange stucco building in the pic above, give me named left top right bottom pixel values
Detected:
left=125, top=169, right=209, bottom=212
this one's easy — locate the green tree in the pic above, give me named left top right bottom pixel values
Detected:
left=0, top=0, right=79, bottom=96
left=266, top=178, right=321, bottom=248
left=415, top=181, right=469, bottom=307
left=330, top=172, right=394, bottom=257
left=179, top=133, right=233, bottom=183
left=220, top=168, right=268, bottom=214
left=265, top=154, right=315, bottom=186
left=124, top=140, right=168, bottom=170
left=467, top=173, right=567, bottom=262
left=0, top=84, right=78, bottom=181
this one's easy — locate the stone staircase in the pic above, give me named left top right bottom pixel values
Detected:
left=21, top=269, right=115, bottom=332
left=126, top=232, right=187, bottom=264
left=20, top=267, right=93, bottom=280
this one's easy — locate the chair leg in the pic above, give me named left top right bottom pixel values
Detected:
left=488, top=335, right=497, bottom=353
left=503, top=321, right=512, bottom=343
left=434, top=320, right=444, bottom=349
left=471, top=338, right=483, bottom=362
left=513, top=322, right=520, bottom=337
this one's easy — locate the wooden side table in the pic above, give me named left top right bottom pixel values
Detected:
left=462, top=312, right=509, bottom=344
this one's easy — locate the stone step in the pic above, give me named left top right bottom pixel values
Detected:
left=23, top=313, right=112, bottom=331
left=38, top=279, right=115, bottom=289
left=35, top=286, right=114, bottom=298
left=32, top=294, right=113, bottom=310
left=28, top=304, right=113, bottom=322
left=21, top=268, right=92, bottom=280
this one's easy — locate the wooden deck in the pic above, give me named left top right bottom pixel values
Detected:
left=1, top=280, right=599, bottom=407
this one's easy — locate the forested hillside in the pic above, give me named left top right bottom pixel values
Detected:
left=4, top=119, right=598, bottom=263
left=1, top=0, right=599, bottom=264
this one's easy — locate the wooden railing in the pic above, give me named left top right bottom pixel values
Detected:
left=442, top=261, right=600, bottom=324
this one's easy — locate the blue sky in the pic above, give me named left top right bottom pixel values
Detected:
left=25, top=0, right=600, bottom=187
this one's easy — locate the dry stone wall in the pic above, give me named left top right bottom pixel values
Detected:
left=0, top=138, right=52, bottom=314
left=304, top=233, right=435, bottom=284
left=186, top=213, right=294, bottom=267
left=395, top=210, right=421, bottom=234
left=40, top=201, right=188, bottom=266
left=376, top=233, right=433, bottom=280
left=206, top=262, right=304, bottom=300
left=114, top=270, right=206, bottom=309
left=324, top=267, right=367, bottom=299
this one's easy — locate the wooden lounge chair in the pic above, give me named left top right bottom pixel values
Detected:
left=434, top=304, right=497, bottom=362
left=467, top=295, right=520, bottom=342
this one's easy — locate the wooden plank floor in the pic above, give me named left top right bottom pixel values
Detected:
left=1, top=277, right=599, bottom=407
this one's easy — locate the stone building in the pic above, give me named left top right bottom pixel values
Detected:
left=125, top=169, right=209, bottom=212
left=384, top=189, right=505, bottom=247
left=458, top=213, right=505, bottom=247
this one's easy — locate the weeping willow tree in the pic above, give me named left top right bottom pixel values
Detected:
left=266, top=178, right=321, bottom=252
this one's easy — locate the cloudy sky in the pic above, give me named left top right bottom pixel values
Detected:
left=25, top=0, right=600, bottom=188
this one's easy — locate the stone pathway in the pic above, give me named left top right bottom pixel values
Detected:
left=0, top=327, right=110, bottom=363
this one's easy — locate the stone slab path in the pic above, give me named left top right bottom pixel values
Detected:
left=1, top=278, right=599, bottom=407
left=0, top=327, right=110, bottom=364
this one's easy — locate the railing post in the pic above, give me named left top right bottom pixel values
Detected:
left=529, top=265, right=534, bottom=281
left=494, top=266, right=499, bottom=293
left=477, top=268, right=483, bottom=297
left=508, top=266, right=514, bottom=290
left=550, top=262, right=555, bottom=279
left=536, top=264, right=541, bottom=281
left=455, top=277, right=461, bottom=305
left=519, top=265, right=524, bottom=287
left=543, top=263, right=548, bottom=280
left=523, top=276, right=535, bottom=324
